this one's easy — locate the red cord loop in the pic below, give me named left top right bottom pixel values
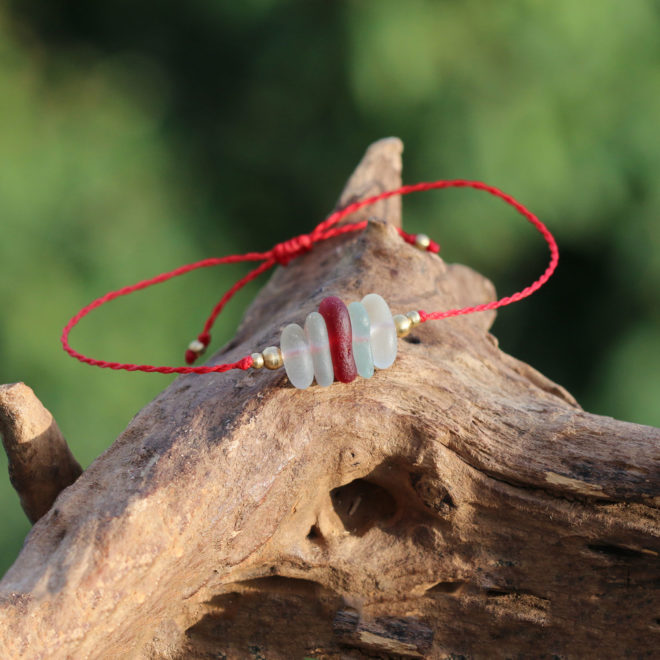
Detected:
left=270, top=234, right=314, bottom=266
left=61, top=179, right=559, bottom=375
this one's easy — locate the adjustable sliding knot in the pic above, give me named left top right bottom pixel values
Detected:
left=270, top=234, right=313, bottom=266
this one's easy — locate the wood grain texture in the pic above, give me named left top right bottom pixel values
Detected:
left=0, top=139, right=658, bottom=659
left=0, top=383, right=81, bottom=523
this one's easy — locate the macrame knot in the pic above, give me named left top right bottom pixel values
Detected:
left=271, top=234, right=313, bottom=266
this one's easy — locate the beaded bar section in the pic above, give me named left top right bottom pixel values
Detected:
left=253, top=293, right=421, bottom=389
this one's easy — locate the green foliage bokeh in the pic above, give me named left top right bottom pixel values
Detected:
left=1, top=1, right=659, bottom=575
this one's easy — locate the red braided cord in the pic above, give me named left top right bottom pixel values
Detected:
left=61, top=179, right=558, bottom=374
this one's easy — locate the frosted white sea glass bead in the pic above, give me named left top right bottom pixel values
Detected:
left=348, top=302, right=374, bottom=379
left=304, top=312, right=334, bottom=387
left=281, top=323, right=314, bottom=389
left=361, top=293, right=397, bottom=369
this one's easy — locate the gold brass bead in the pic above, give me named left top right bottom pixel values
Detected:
left=188, top=339, right=206, bottom=354
left=414, top=233, right=431, bottom=250
left=406, top=310, right=421, bottom=327
left=393, top=314, right=412, bottom=338
left=262, top=346, right=283, bottom=370
left=250, top=352, right=265, bottom=369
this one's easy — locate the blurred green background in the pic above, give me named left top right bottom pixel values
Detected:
left=1, top=1, right=659, bottom=575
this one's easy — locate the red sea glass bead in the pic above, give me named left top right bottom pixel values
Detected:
left=318, top=296, right=358, bottom=383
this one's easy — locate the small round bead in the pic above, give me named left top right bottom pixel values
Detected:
left=188, top=339, right=206, bottom=354
left=414, top=233, right=431, bottom=250
left=406, top=310, right=421, bottom=327
left=394, top=314, right=412, bottom=338
left=250, top=352, right=265, bottom=369
left=262, top=346, right=283, bottom=370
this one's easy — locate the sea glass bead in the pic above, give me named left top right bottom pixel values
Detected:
left=361, top=293, right=397, bottom=369
left=281, top=323, right=314, bottom=389
left=348, top=302, right=374, bottom=379
left=318, top=296, right=358, bottom=383
left=304, top=312, right=334, bottom=387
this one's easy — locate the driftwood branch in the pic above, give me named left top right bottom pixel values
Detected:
left=0, top=138, right=658, bottom=659
left=0, top=383, right=81, bottom=523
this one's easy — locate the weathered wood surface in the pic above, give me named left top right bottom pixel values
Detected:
left=0, top=138, right=658, bottom=659
left=0, top=383, right=81, bottom=523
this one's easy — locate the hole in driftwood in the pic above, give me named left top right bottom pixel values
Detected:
left=235, top=575, right=325, bottom=597
left=306, top=524, right=325, bottom=546
left=426, top=580, right=466, bottom=595
left=403, top=334, right=421, bottom=344
left=330, top=479, right=396, bottom=536
left=587, top=543, right=647, bottom=559
left=410, top=472, right=455, bottom=515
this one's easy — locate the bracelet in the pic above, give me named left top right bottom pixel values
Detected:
left=61, top=180, right=558, bottom=386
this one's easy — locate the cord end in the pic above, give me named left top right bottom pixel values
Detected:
left=185, top=337, right=208, bottom=365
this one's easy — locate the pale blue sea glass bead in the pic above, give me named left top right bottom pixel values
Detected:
left=304, top=312, right=334, bottom=387
left=281, top=323, right=314, bottom=389
left=361, top=293, right=397, bottom=369
left=348, top=301, right=374, bottom=379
